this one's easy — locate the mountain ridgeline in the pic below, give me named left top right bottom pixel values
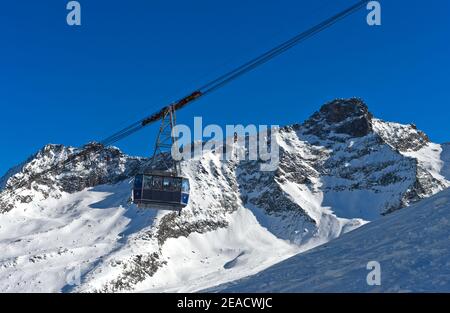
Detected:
left=0, top=98, right=449, bottom=292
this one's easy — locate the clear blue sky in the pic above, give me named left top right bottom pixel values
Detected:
left=1, top=0, right=449, bottom=176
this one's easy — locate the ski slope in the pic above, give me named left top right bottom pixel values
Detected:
left=211, top=187, right=450, bottom=292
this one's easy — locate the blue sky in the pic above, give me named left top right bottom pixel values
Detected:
left=0, top=0, right=449, bottom=176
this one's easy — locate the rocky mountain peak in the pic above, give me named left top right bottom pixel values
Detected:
left=319, top=98, right=371, bottom=123
left=302, top=98, right=373, bottom=139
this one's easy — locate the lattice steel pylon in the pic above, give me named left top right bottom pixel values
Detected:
left=148, top=105, right=181, bottom=175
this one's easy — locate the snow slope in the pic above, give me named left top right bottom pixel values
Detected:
left=0, top=181, right=298, bottom=292
left=211, top=187, right=450, bottom=292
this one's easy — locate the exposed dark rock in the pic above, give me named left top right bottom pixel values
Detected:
left=303, top=98, right=373, bottom=138
left=157, top=213, right=229, bottom=245
left=95, top=253, right=166, bottom=292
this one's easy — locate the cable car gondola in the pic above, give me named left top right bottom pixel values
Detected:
left=131, top=105, right=190, bottom=212
left=132, top=171, right=190, bottom=211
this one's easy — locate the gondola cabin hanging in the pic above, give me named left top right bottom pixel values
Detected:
left=131, top=105, right=190, bottom=212
left=132, top=171, right=190, bottom=211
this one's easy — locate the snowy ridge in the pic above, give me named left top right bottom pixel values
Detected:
left=372, top=119, right=429, bottom=152
left=0, top=143, right=144, bottom=213
left=0, top=98, right=449, bottom=292
left=0, top=161, right=27, bottom=191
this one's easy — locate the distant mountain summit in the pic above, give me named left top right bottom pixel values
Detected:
left=0, top=98, right=449, bottom=292
left=303, top=98, right=374, bottom=138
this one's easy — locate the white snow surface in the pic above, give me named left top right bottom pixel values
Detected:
left=210, top=187, right=450, bottom=292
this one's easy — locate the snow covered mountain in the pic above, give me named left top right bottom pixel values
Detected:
left=210, top=186, right=450, bottom=292
left=0, top=98, right=449, bottom=292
